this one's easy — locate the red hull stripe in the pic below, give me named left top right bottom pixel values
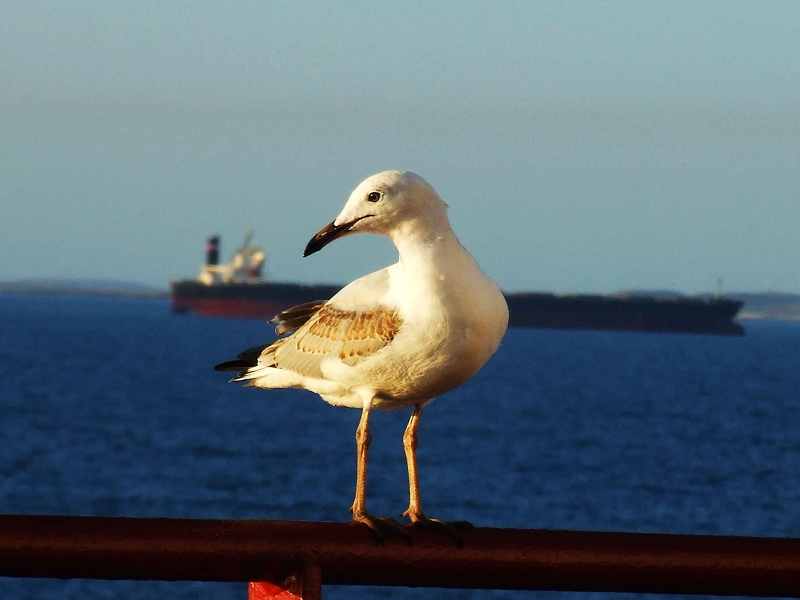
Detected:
left=173, top=297, right=285, bottom=319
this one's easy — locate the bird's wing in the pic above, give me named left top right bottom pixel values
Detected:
left=215, top=268, right=400, bottom=381
left=271, top=299, right=328, bottom=336
left=268, top=304, right=402, bottom=378
left=261, top=268, right=400, bottom=378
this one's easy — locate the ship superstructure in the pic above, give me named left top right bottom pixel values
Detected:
left=196, top=231, right=266, bottom=286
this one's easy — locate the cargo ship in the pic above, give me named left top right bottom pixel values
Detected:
left=171, top=235, right=744, bottom=335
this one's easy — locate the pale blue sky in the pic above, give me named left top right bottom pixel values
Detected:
left=1, top=1, right=798, bottom=292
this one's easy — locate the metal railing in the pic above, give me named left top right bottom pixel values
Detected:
left=2, top=515, right=800, bottom=599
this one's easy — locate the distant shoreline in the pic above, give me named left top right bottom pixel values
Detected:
left=739, top=311, right=800, bottom=322
left=0, top=279, right=167, bottom=300
left=0, top=288, right=169, bottom=300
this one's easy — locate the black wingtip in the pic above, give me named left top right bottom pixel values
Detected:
left=214, top=343, right=270, bottom=372
left=214, top=360, right=248, bottom=372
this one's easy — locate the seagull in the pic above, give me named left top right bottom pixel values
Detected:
left=215, top=170, right=508, bottom=538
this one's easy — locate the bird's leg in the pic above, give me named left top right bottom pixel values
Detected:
left=402, top=404, right=425, bottom=522
left=350, top=399, right=408, bottom=543
left=350, top=401, right=372, bottom=519
left=402, top=403, right=471, bottom=546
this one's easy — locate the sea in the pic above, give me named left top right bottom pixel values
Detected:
left=1, top=293, right=799, bottom=600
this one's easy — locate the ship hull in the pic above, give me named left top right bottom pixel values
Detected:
left=171, top=281, right=341, bottom=319
left=171, top=281, right=743, bottom=335
left=506, top=293, right=743, bottom=335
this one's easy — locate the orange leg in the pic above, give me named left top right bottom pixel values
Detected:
left=402, top=403, right=471, bottom=546
left=350, top=402, right=372, bottom=519
left=350, top=400, right=408, bottom=543
left=402, top=404, right=425, bottom=522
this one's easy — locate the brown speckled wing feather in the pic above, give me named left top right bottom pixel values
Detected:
left=267, top=304, right=402, bottom=378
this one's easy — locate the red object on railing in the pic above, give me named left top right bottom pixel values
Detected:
left=250, top=581, right=298, bottom=600
left=249, top=580, right=306, bottom=600
left=249, top=564, right=321, bottom=600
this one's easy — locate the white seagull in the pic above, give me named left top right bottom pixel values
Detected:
left=215, top=170, right=508, bottom=538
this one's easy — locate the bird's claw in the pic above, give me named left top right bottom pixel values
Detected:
left=352, top=512, right=412, bottom=545
left=404, top=512, right=472, bottom=547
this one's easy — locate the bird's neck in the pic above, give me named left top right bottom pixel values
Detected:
left=390, top=220, right=471, bottom=276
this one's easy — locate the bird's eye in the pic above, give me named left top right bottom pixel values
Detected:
left=367, top=191, right=382, bottom=203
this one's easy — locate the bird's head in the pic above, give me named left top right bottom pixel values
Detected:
left=304, top=170, right=449, bottom=257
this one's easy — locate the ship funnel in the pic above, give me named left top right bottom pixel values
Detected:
left=206, top=236, right=220, bottom=266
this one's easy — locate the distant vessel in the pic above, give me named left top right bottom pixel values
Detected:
left=171, top=232, right=339, bottom=318
left=171, top=234, right=743, bottom=335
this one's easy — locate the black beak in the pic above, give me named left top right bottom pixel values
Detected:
left=303, top=214, right=376, bottom=257
left=303, top=220, right=353, bottom=257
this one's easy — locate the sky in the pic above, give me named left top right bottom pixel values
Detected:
left=1, top=1, right=798, bottom=293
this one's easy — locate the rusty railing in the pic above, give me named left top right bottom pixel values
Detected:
left=2, top=515, right=800, bottom=599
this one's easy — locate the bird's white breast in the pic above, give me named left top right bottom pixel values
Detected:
left=358, top=240, right=508, bottom=406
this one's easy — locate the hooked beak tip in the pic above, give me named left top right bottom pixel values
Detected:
left=302, top=214, right=374, bottom=258
left=303, top=220, right=346, bottom=258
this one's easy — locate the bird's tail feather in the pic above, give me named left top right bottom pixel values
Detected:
left=230, top=365, right=272, bottom=382
left=214, top=339, right=301, bottom=389
left=233, top=366, right=304, bottom=389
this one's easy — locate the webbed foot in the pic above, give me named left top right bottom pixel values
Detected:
left=352, top=511, right=412, bottom=545
left=403, top=510, right=472, bottom=547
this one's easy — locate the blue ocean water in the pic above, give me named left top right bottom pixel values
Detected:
left=1, top=293, right=799, bottom=599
